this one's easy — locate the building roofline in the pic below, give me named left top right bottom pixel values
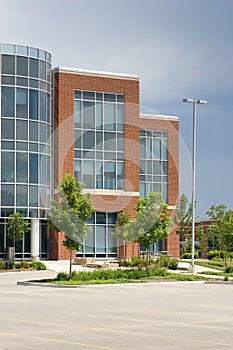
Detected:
left=140, top=113, right=179, bottom=121
left=53, top=66, right=139, bottom=80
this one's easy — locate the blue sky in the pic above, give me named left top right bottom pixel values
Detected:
left=1, top=0, right=233, bottom=217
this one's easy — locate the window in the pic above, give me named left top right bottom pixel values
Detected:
left=77, top=212, right=118, bottom=258
left=1, top=87, right=15, bottom=117
left=74, top=90, right=124, bottom=190
left=1, top=152, right=14, bottom=182
left=140, top=130, right=168, bottom=202
left=16, top=88, right=28, bottom=118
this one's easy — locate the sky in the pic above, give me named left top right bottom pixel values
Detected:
left=0, top=0, right=232, bottom=218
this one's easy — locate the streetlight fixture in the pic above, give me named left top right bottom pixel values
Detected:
left=183, top=98, right=207, bottom=272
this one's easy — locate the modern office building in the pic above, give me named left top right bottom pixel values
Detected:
left=0, top=43, right=179, bottom=261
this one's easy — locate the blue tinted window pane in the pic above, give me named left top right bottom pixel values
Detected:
left=29, top=121, right=38, bottom=141
left=1, top=152, right=14, bottom=182
left=29, top=89, right=38, bottom=119
left=29, top=58, right=38, bottom=78
left=29, top=79, right=38, bottom=88
left=16, top=142, right=27, bottom=151
left=83, top=101, right=95, bottom=128
left=40, top=91, right=46, bottom=121
left=2, top=55, right=15, bottom=74
left=96, top=225, right=106, bottom=253
left=1, top=185, right=14, bottom=206
left=1, top=119, right=14, bottom=139
left=46, top=94, right=50, bottom=123
left=85, top=227, right=95, bottom=253
left=107, top=213, right=117, bottom=224
left=16, top=120, right=28, bottom=140
left=104, top=93, right=115, bottom=102
left=1, top=75, right=15, bottom=85
left=104, top=103, right=115, bottom=130
left=108, top=226, right=117, bottom=253
left=83, top=160, right=95, bottom=188
left=29, top=186, right=38, bottom=207
left=40, top=123, right=46, bottom=143
left=74, top=160, right=81, bottom=182
left=96, top=162, right=103, bottom=189
left=96, top=102, right=103, bottom=129
left=29, top=154, right=38, bottom=183
left=117, top=162, right=124, bottom=190
left=39, top=60, right=46, bottom=80
left=1, top=86, right=15, bottom=117
left=153, top=138, right=160, bottom=159
left=161, top=139, right=168, bottom=160
left=83, top=91, right=95, bottom=100
left=1, top=141, right=14, bottom=150
left=74, top=100, right=81, bottom=126
left=104, top=132, right=116, bottom=151
left=16, top=88, right=28, bottom=118
left=29, top=47, right=38, bottom=58
left=16, top=45, right=28, bottom=56
left=16, top=185, right=28, bottom=206
left=96, top=212, right=106, bottom=224
left=83, top=131, right=95, bottom=149
left=17, top=56, right=28, bottom=76
left=117, top=133, right=124, bottom=152
left=2, top=44, right=15, bottom=54
left=16, top=152, right=28, bottom=182
left=17, top=77, right=28, bottom=86
left=104, top=162, right=116, bottom=190
left=74, top=90, right=81, bottom=99
left=39, top=154, right=46, bottom=184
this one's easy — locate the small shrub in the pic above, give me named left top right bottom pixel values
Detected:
left=182, top=252, right=198, bottom=259
left=4, top=260, right=15, bottom=269
left=0, top=261, right=6, bottom=270
left=30, top=261, right=46, bottom=270
left=20, top=261, right=30, bottom=269
left=56, top=272, right=70, bottom=281
left=224, top=266, right=233, bottom=274
left=168, top=259, right=179, bottom=270
left=224, top=275, right=229, bottom=281
left=157, top=256, right=170, bottom=268
left=207, top=250, right=224, bottom=260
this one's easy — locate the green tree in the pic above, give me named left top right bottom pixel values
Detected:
left=206, top=204, right=233, bottom=266
left=49, top=174, right=94, bottom=277
left=114, top=211, right=133, bottom=260
left=174, top=194, right=192, bottom=256
left=134, top=193, right=171, bottom=267
left=7, top=213, right=30, bottom=260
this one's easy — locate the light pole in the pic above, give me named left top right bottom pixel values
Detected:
left=183, top=98, right=207, bottom=272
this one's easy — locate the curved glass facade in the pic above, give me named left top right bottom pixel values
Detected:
left=0, top=43, right=52, bottom=219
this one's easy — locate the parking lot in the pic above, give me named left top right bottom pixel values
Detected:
left=0, top=270, right=233, bottom=349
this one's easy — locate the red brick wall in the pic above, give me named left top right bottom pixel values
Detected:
left=50, top=69, right=179, bottom=260
left=50, top=70, right=140, bottom=259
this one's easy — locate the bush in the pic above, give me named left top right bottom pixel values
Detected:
left=4, top=260, right=15, bottom=269
left=56, top=272, right=70, bottom=281
left=30, top=261, right=47, bottom=270
left=182, top=252, right=198, bottom=259
left=224, top=266, right=233, bottom=274
left=0, top=261, right=6, bottom=270
left=118, top=257, right=155, bottom=268
left=168, top=259, right=179, bottom=270
left=56, top=267, right=169, bottom=282
left=207, top=250, right=225, bottom=260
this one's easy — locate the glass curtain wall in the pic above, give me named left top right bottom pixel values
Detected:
left=139, top=129, right=168, bottom=255
left=0, top=43, right=52, bottom=258
left=74, top=90, right=124, bottom=190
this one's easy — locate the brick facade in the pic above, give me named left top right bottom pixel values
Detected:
left=50, top=68, right=179, bottom=260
